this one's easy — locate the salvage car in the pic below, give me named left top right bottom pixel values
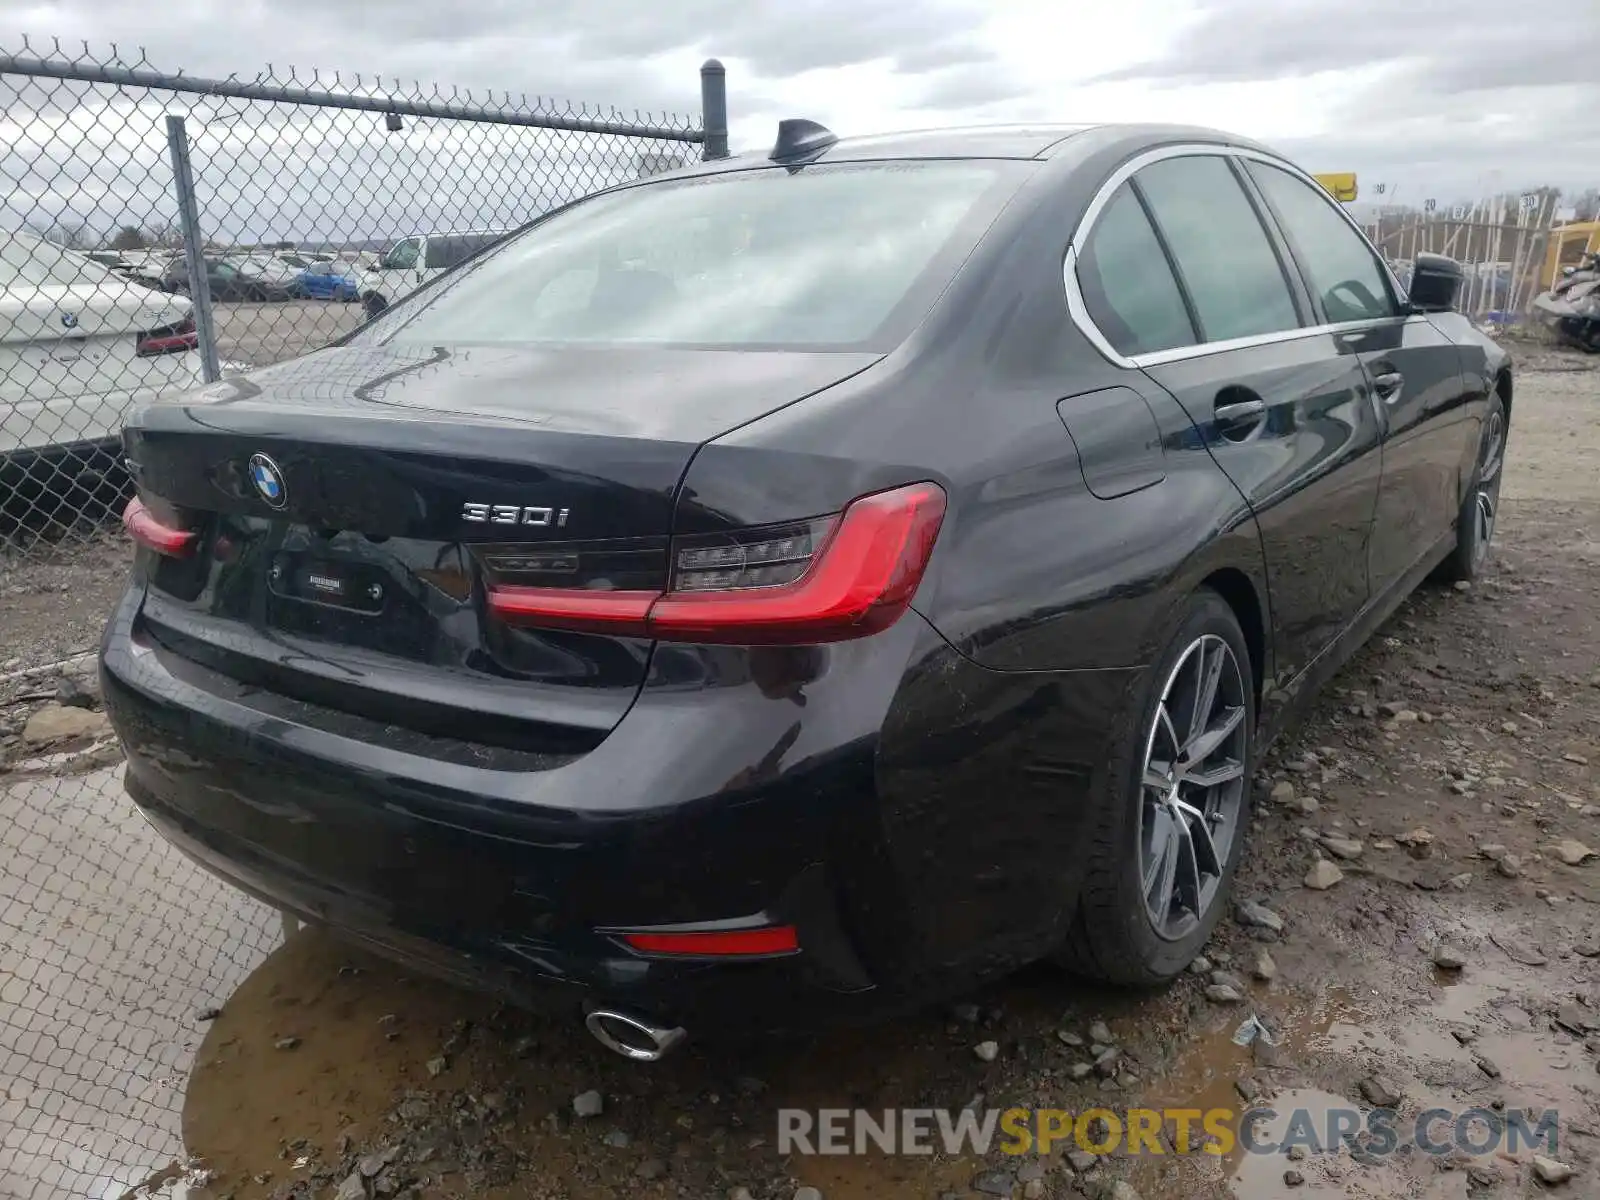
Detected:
left=287, top=260, right=362, bottom=302
left=2, top=233, right=199, bottom=527
left=357, top=229, right=507, bottom=317
left=160, top=256, right=291, bottom=302
left=101, top=122, right=1510, bottom=1060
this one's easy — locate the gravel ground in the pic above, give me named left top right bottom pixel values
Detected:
left=1, top=337, right=1597, bottom=1200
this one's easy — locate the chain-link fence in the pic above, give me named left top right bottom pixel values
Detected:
left=1360, top=191, right=1573, bottom=323
left=0, top=36, right=715, bottom=560
left=0, top=35, right=714, bottom=1200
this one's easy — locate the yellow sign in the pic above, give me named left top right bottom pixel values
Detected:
left=1314, top=172, right=1358, bottom=203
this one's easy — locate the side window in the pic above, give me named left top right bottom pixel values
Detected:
left=425, top=236, right=497, bottom=269
left=1076, top=184, right=1197, bottom=356
left=1134, top=155, right=1301, bottom=342
left=383, top=238, right=420, bottom=270
left=1248, top=161, right=1397, bottom=323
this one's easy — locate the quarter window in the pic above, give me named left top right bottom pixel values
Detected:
left=1248, top=161, right=1397, bottom=323
left=1135, top=156, right=1301, bottom=342
left=1076, top=184, right=1197, bottom=356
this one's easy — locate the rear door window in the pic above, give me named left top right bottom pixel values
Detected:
left=1076, top=183, right=1197, bottom=356
left=1134, top=155, right=1302, bottom=342
left=1247, top=161, right=1398, bottom=323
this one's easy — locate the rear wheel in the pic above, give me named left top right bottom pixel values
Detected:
left=363, top=292, right=388, bottom=318
left=1440, top=395, right=1506, bottom=582
left=1059, top=590, right=1255, bottom=984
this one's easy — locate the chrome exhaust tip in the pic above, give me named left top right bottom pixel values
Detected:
left=584, top=1008, right=687, bottom=1062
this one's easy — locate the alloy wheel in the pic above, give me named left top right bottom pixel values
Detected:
left=1473, top=409, right=1505, bottom=566
left=1137, top=634, right=1248, bottom=941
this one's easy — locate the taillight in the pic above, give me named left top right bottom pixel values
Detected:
left=486, top=481, right=946, bottom=645
left=135, top=313, right=198, bottom=356
left=122, top=496, right=196, bottom=557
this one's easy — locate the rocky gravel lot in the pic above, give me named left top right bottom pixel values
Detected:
left=2, top=338, right=1597, bottom=1200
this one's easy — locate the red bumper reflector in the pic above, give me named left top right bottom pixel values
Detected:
left=486, top=481, right=947, bottom=644
left=122, top=497, right=196, bottom=558
left=619, top=925, right=800, bottom=957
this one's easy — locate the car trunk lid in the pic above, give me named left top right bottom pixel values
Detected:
left=0, top=283, right=193, bottom=407
left=124, top=342, right=879, bottom=757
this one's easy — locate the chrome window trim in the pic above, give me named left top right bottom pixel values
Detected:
left=1061, top=142, right=1410, bottom=370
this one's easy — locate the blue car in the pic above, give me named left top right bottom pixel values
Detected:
left=290, top=262, right=361, bottom=302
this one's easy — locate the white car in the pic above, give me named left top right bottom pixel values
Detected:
left=358, top=229, right=508, bottom=317
left=236, top=255, right=304, bottom=287
left=2, top=233, right=201, bottom=464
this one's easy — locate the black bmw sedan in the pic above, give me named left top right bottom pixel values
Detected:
left=101, top=121, right=1510, bottom=1060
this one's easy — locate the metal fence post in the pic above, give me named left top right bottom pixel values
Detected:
left=700, top=59, right=728, bottom=161
left=164, top=114, right=221, bottom=382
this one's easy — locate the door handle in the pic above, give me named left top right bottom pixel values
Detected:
left=1214, top=398, right=1266, bottom=425
left=1372, top=370, right=1404, bottom=402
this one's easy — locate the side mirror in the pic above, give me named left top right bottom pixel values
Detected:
left=1407, top=253, right=1463, bottom=314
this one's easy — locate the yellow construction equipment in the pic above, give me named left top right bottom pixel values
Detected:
left=1314, top=173, right=1358, bottom=203
left=1543, top=219, right=1600, bottom=287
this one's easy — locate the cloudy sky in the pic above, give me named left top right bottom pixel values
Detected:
left=3, top=0, right=1597, bottom=213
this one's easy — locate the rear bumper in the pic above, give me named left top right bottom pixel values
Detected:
left=100, top=584, right=925, bottom=1032
left=124, top=765, right=866, bottom=1031
left=100, top=580, right=1140, bottom=1034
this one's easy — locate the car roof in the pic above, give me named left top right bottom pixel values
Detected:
left=804, top=124, right=1097, bottom=160
left=666, top=121, right=1277, bottom=172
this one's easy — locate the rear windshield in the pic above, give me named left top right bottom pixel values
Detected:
left=0, top=237, right=119, bottom=288
left=360, top=161, right=1023, bottom=351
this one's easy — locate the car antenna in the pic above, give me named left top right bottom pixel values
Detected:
left=769, top=118, right=837, bottom=164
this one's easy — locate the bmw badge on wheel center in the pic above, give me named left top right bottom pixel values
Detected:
left=103, top=119, right=1510, bottom=1059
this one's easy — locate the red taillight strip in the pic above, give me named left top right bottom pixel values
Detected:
left=485, top=586, right=656, bottom=636
left=618, top=925, right=799, bottom=957
left=485, top=482, right=947, bottom=645
left=122, top=497, right=196, bottom=558
left=652, top=483, right=945, bottom=644
left=136, top=331, right=199, bottom=356
left=135, top=314, right=199, bottom=357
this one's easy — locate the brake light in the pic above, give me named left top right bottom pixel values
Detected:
left=485, top=482, right=946, bottom=644
left=122, top=497, right=196, bottom=557
left=135, top=313, right=198, bottom=356
left=617, top=925, right=799, bottom=957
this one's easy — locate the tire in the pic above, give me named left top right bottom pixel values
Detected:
left=362, top=292, right=388, bottom=319
left=1439, top=394, right=1506, bottom=583
left=1058, top=589, right=1256, bottom=985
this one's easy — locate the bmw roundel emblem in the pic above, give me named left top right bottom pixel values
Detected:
left=247, top=452, right=288, bottom=510
left=60, top=312, right=78, bottom=329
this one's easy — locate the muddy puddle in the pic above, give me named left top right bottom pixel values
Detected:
left=1124, top=939, right=1597, bottom=1199
left=172, top=902, right=1598, bottom=1200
